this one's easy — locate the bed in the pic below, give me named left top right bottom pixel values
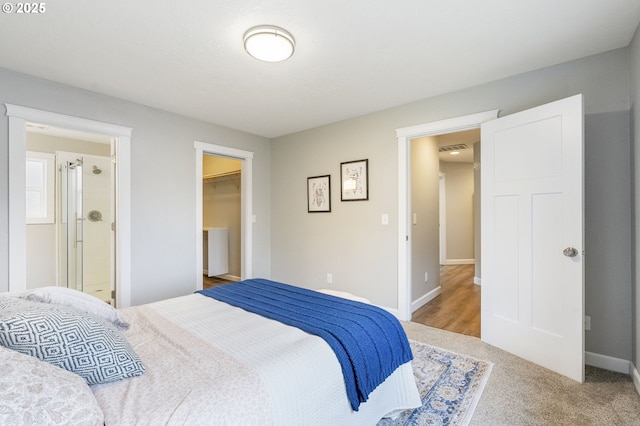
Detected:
left=0, top=279, right=420, bottom=425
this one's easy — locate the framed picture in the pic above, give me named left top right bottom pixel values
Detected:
left=340, top=159, right=368, bottom=201
left=307, top=175, right=331, bottom=212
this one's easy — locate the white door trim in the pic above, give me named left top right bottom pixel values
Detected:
left=395, top=109, right=499, bottom=320
left=5, top=104, right=132, bottom=307
left=194, top=141, right=254, bottom=290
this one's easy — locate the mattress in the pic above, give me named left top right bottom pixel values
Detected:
left=90, top=293, right=420, bottom=425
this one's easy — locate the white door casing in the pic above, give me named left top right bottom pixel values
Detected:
left=396, top=109, right=500, bottom=320
left=6, top=104, right=132, bottom=308
left=481, top=94, right=584, bottom=382
left=194, top=141, right=253, bottom=290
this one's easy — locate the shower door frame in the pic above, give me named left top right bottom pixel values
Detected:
left=58, top=155, right=84, bottom=292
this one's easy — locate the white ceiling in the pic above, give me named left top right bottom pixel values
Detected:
left=2, top=1, right=639, bottom=139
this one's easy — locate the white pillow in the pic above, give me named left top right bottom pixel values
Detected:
left=0, top=345, right=104, bottom=425
left=23, top=286, right=129, bottom=330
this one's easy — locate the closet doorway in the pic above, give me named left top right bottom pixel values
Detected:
left=194, top=141, right=253, bottom=291
left=202, top=154, right=242, bottom=288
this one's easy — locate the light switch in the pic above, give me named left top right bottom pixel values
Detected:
left=381, top=214, right=389, bottom=225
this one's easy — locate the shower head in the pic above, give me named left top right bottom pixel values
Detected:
left=92, top=165, right=102, bottom=175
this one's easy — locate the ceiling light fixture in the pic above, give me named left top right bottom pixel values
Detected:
left=450, top=151, right=460, bottom=155
left=243, top=25, right=295, bottom=62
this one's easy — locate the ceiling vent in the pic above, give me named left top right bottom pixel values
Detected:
left=438, top=143, right=468, bottom=152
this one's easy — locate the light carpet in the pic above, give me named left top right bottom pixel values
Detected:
left=379, top=340, right=493, bottom=426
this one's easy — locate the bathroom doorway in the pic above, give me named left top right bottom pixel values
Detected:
left=25, top=125, right=114, bottom=302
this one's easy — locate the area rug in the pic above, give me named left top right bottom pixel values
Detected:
left=378, top=340, right=493, bottom=426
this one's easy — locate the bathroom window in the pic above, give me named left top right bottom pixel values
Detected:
left=26, top=151, right=55, bottom=224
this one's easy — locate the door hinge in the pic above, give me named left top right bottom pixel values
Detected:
left=111, top=222, right=116, bottom=232
left=111, top=290, right=116, bottom=300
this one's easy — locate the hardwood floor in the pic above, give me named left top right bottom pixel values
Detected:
left=411, top=264, right=481, bottom=338
left=203, top=275, right=235, bottom=289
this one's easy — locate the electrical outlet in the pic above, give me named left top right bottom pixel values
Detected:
left=327, top=273, right=333, bottom=284
left=585, top=316, right=591, bottom=331
left=424, top=272, right=429, bottom=282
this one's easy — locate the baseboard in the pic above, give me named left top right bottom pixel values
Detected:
left=632, top=363, right=640, bottom=397
left=585, top=351, right=630, bottom=375
left=411, top=286, right=441, bottom=313
left=204, top=272, right=240, bottom=282
left=446, top=259, right=475, bottom=265
left=474, top=276, right=481, bottom=285
left=220, top=274, right=241, bottom=282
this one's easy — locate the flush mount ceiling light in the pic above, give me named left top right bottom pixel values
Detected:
left=243, top=25, right=295, bottom=62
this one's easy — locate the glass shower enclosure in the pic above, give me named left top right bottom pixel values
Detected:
left=57, top=152, right=112, bottom=301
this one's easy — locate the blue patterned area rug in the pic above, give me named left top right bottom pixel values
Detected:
left=378, top=340, right=493, bottom=426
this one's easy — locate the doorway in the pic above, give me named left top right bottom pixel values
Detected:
left=202, top=154, right=242, bottom=288
left=194, top=141, right=254, bottom=290
left=7, top=104, right=132, bottom=307
left=398, top=97, right=584, bottom=381
left=395, top=109, right=499, bottom=321
left=411, top=129, right=481, bottom=336
left=25, top=127, right=114, bottom=302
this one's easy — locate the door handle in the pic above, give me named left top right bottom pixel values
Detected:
left=563, top=247, right=579, bottom=257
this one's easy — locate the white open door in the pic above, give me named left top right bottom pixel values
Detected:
left=481, top=94, right=584, bottom=382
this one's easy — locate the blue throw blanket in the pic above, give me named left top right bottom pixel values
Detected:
left=197, top=279, right=413, bottom=411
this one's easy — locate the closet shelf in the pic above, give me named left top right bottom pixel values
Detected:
left=203, top=170, right=241, bottom=190
left=203, top=170, right=240, bottom=180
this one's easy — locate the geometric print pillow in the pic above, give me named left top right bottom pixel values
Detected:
left=0, top=297, right=145, bottom=385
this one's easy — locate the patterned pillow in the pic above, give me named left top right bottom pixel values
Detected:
left=0, top=345, right=104, bottom=425
left=23, top=286, right=130, bottom=330
left=0, top=297, right=145, bottom=385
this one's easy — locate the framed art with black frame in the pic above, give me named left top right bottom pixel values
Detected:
left=307, top=175, right=331, bottom=212
left=340, top=159, right=368, bottom=201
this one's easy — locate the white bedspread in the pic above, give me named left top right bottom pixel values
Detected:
left=92, top=293, right=420, bottom=425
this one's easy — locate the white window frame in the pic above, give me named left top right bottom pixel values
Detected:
left=25, top=151, right=55, bottom=224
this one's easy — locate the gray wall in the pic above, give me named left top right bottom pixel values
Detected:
left=0, top=68, right=272, bottom=305
left=584, top=110, right=632, bottom=360
left=630, top=24, right=640, bottom=373
left=410, top=137, right=440, bottom=302
left=272, top=47, right=633, bottom=360
left=271, top=115, right=401, bottom=306
left=440, top=161, right=474, bottom=262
